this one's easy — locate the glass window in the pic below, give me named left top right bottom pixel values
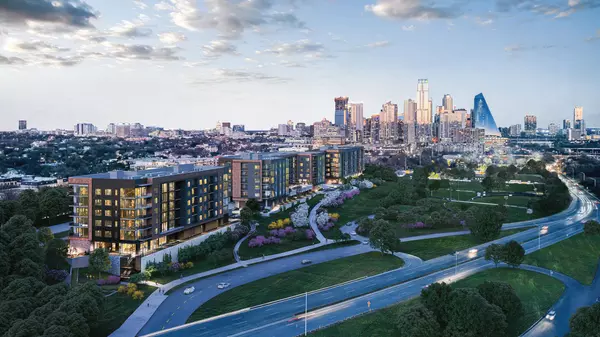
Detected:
left=94, top=199, right=102, bottom=206
left=105, top=209, right=112, bottom=217
left=94, top=209, right=102, bottom=216
left=104, top=200, right=112, bottom=206
left=94, top=220, right=102, bottom=227
left=104, top=231, right=112, bottom=238
left=105, top=189, right=112, bottom=196
left=95, top=189, right=102, bottom=196
left=187, top=181, right=191, bottom=187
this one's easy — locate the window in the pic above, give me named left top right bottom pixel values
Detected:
left=94, top=199, right=102, bottom=206
left=94, top=220, right=102, bottom=227
left=105, top=220, right=113, bottom=228
left=94, top=209, right=102, bottom=216
left=187, top=181, right=191, bottom=187
left=187, top=200, right=191, bottom=206
left=94, top=230, right=102, bottom=237
left=105, top=210, right=112, bottom=217
left=95, top=189, right=102, bottom=196
left=104, top=200, right=112, bottom=206
left=105, top=189, right=112, bottom=196
left=104, top=231, right=112, bottom=238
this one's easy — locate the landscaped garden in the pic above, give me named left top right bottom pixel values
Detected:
left=524, top=227, right=600, bottom=285
left=311, top=268, right=564, bottom=337
left=188, top=252, right=405, bottom=322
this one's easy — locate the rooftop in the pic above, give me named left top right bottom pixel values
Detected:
left=72, top=164, right=223, bottom=180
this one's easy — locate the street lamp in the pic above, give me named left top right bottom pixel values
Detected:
left=454, top=251, right=458, bottom=275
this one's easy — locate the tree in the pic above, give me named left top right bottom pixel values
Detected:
left=413, top=167, right=431, bottom=199
left=369, top=220, right=399, bottom=255
left=567, top=303, right=600, bottom=337
left=584, top=220, right=600, bottom=236
left=469, top=206, right=505, bottom=242
left=477, top=281, right=523, bottom=329
left=444, top=288, right=507, bottom=337
left=245, top=199, right=260, bottom=213
left=39, top=189, right=65, bottom=225
left=481, top=176, right=495, bottom=192
left=485, top=165, right=497, bottom=177
left=503, top=240, right=525, bottom=268
left=507, top=164, right=518, bottom=178
left=420, top=282, right=453, bottom=328
left=45, top=239, right=69, bottom=270
left=484, top=244, right=506, bottom=267
left=429, top=180, right=441, bottom=196
left=396, top=304, right=440, bottom=337
left=38, top=227, right=54, bottom=246
left=1, top=215, right=36, bottom=241
left=17, top=190, right=40, bottom=223
left=240, top=206, right=253, bottom=225
left=88, top=248, right=111, bottom=278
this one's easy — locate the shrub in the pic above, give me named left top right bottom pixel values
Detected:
left=185, top=261, right=194, bottom=269
left=117, top=285, right=127, bottom=294
left=97, top=275, right=121, bottom=286
left=45, top=269, right=69, bottom=284
left=127, top=283, right=138, bottom=296
left=169, top=262, right=182, bottom=272
left=132, top=290, right=145, bottom=300
left=129, top=273, right=146, bottom=284
left=248, top=235, right=282, bottom=248
left=305, top=229, right=315, bottom=240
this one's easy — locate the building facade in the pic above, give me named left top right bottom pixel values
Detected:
left=334, top=97, right=349, bottom=128
left=18, top=120, right=27, bottom=130
left=297, top=152, right=326, bottom=186
left=472, top=93, right=500, bottom=137
left=324, top=146, right=364, bottom=184
left=416, top=79, right=431, bottom=124
left=69, top=165, right=228, bottom=256
left=524, top=115, right=537, bottom=134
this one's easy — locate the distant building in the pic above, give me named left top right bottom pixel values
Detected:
left=438, top=109, right=466, bottom=142
left=116, top=123, right=131, bottom=138
left=334, top=97, right=349, bottom=128
left=106, top=123, right=116, bottom=135
left=278, top=124, right=290, bottom=136
left=568, top=128, right=583, bottom=141
left=380, top=101, right=399, bottom=144
left=74, top=123, right=96, bottom=136
left=472, top=93, right=500, bottom=137
left=232, top=125, right=245, bottom=132
left=548, top=123, right=559, bottom=136
left=403, top=99, right=417, bottom=144
left=524, top=115, right=537, bottom=135
left=442, top=94, right=453, bottom=113
left=509, top=124, right=522, bottom=137
left=563, top=119, right=571, bottom=130
left=18, top=120, right=27, bottom=130
left=416, top=79, right=431, bottom=124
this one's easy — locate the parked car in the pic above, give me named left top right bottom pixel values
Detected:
left=217, top=282, right=231, bottom=289
left=546, top=310, right=556, bottom=321
left=362, top=240, right=369, bottom=245
left=301, top=259, right=312, bottom=265
left=350, top=231, right=357, bottom=236
left=183, top=286, right=195, bottom=295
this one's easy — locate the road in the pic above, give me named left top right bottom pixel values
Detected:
left=142, top=178, right=594, bottom=337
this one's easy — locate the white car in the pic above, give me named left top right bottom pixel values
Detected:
left=468, top=249, right=478, bottom=258
left=217, top=282, right=231, bottom=289
left=362, top=240, right=369, bottom=245
left=350, top=231, right=357, bottom=236
left=546, top=310, right=556, bottom=321
left=301, top=259, right=312, bottom=265
left=183, top=286, right=195, bottom=295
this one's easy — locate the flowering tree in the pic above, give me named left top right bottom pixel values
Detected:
left=321, top=191, right=342, bottom=207
left=316, top=211, right=330, bottom=227
left=305, top=229, right=315, bottom=240
left=359, top=180, right=374, bottom=189
left=291, top=203, right=310, bottom=228
left=248, top=235, right=282, bottom=248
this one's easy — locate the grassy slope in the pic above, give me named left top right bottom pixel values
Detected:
left=312, top=268, right=564, bottom=337
left=525, top=233, right=600, bottom=285
left=399, top=228, right=530, bottom=260
left=188, top=252, right=405, bottom=322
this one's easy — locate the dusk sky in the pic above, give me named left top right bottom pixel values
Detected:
left=1, top=0, right=599, bottom=131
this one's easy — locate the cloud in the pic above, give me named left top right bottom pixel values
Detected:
left=0, top=0, right=97, bottom=27
left=202, top=40, right=238, bottom=58
left=475, top=17, right=494, bottom=25
left=133, top=0, right=148, bottom=10
left=193, top=68, right=291, bottom=85
left=0, top=54, right=26, bottom=65
left=258, top=39, right=324, bottom=56
left=167, top=0, right=306, bottom=39
left=40, top=53, right=84, bottom=66
left=496, top=0, right=600, bottom=18
left=4, top=38, right=70, bottom=53
left=366, top=40, right=390, bottom=48
left=504, top=44, right=556, bottom=53
left=402, top=24, right=415, bottom=31
left=109, top=20, right=153, bottom=38
left=585, top=29, right=600, bottom=42
left=158, top=32, right=186, bottom=45
left=106, top=43, right=182, bottom=61
left=279, top=60, right=306, bottom=68
left=365, top=0, right=464, bottom=20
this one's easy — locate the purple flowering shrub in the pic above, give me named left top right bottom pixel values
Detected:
left=305, top=229, right=315, bottom=240
left=97, top=275, right=121, bottom=285
left=269, top=226, right=297, bottom=238
left=45, top=269, right=69, bottom=283
left=248, top=235, right=282, bottom=248
left=401, top=222, right=433, bottom=230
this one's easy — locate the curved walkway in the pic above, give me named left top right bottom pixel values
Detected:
left=233, top=223, right=256, bottom=263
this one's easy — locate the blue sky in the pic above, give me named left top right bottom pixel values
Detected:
left=0, top=0, right=599, bottom=131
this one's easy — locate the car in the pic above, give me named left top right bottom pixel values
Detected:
left=183, top=286, right=195, bottom=295
left=362, top=240, right=369, bottom=245
left=422, top=284, right=429, bottom=289
left=217, top=282, right=231, bottom=289
left=546, top=310, right=556, bottom=321
left=542, top=225, right=548, bottom=231
left=350, top=231, right=357, bottom=236
left=301, top=259, right=312, bottom=265
left=596, top=297, right=600, bottom=303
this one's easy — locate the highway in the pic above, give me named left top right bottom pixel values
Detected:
left=142, top=178, right=595, bottom=337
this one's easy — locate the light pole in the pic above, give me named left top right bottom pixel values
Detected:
left=304, top=292, right=307, bottom=336
left=538, top=225, right=541, bottom=250
left=455, top=252, right=458, bottom=275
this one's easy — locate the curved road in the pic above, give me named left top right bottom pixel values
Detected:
left=141, top=177, right=595, bottom=337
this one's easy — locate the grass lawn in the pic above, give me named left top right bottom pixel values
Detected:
left=333, top=182, right=399, bottom=226
left=452, top=268, right=565, bottom=336
left=312, top=268, right=564, bottom=337
left=237, top=195, right=323, bottom=260
left=150, top=242, right=236, bottom=284
left=188, top=252, right=405, bottom=323
left=516, top=174, right=546, bottom=183
left=399, top=228, right=530, bottom=260
left=92, top=284, right=156, bottom=337
left=432, top=188, right=477, bottom=201
left=477, top=196, right=536, bottom=207
left=394, top=226, right=468, bottom=239
left=524, top=233, right=600, bottom=285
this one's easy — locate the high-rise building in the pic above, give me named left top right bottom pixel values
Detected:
left=416, top=79, right=431, bottom=124
left=574, top=106, right=583, bottom=123
left=363, top=114, right=380, bottom=144
left=524, top=115, right=537, bottom=134
left=349, top=102, right=364, bottom=132
left=116, top=123, right=131, bottom=138
left=334, top=97, right=349, bottom=128
left=68, top=164, right=228, bottom=257
left=472, top=93, right=500, bottom=136
left=509, top=124, right=522, bottom=137
left=438, top=109, right=466, bottom=141
left=403, top=99, right=417, bottom=144
left=74, top=123, right=96, bottom=136
left=548, top=123, right=559, bottom=136
left=573, top=106, right=585, bottom=136
left=232, top=125, right=245, bottom=132
left=563, top=119, right=571, bottom=129
left=380, top=101, right=399, bottom=144
left=278, top=124, right=290, bottom=136
left=442, top=94, right=453, bottom=113
left=18, top=120, right=27, bottom=130
left=106, top=123, right=116, bottom=135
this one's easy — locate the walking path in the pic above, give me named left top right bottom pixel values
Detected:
left=48, top=222, right=70, bottom=234
left=233, top=223, right=256, bottom=263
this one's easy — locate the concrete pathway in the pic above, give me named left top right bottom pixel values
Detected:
left=233, top=223, right=256, bottom=263
left=48, top=222, right=70, bottom=234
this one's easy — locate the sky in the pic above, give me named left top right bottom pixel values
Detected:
left=0, top=0, right=599, bottom=131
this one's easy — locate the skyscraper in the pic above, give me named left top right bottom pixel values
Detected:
left=524, top=115, right=537, bottom=134
left=403, top=99, right=417, bottom=144
left=573, top=106, right=585, bottom=135
left=380, top=101, right=398, bottom=143
left=563, top=119, right=571, bottom=129
left=472, top=93, right=500, bottom=137
left=18, top=120, right=27, bottom=130
left=442, top=94, right=453, bottom=113
left=438, top=110, right=466, bottom=141
left=416, top=79, right=431, bottom=124
left=334, top=97, right=349, bottom=128
left=574, top=106, right=583, bottom=122
left=349, top=102, right=364, bottom=131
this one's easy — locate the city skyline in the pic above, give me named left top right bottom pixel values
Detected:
left=1, top=0, right=599, bottom=131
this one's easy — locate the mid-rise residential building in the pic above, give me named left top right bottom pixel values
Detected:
left=524, top=115, right=537, bottom=134
left=68, top=164, right=228, bottom=256
left=509, top=124, right=522, bottom=137
left=324, top=146, right=364, bottom=184
left=334, top=97, right=349, bottom=128
left=548, top=123, right=559, bottom=136
left=74, top=123, right=96, bottom=136
left=116, top=123, right=131, bottom=138
left=18, top=120, right=27, bottom=130
left=380, top=101, right=399, bottom=144
left=297, top=152, right=326, bottom=186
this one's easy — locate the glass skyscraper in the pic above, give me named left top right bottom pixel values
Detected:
left=472, top=93, right=500, bottom=137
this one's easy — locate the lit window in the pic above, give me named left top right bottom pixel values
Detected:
left=104, top=200, right=112, bottom=206
left=105, top=210, right=112, bottom=217
left=105, top=189, right=112, bottom=196
left=95, top=189, right=102, bottom=196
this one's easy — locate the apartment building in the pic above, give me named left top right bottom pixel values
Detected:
left=69, top=164, right=228, bottom=256
left=297, top=151, right=326, bottom=186
left=324, top=146, right=364, bottom=184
